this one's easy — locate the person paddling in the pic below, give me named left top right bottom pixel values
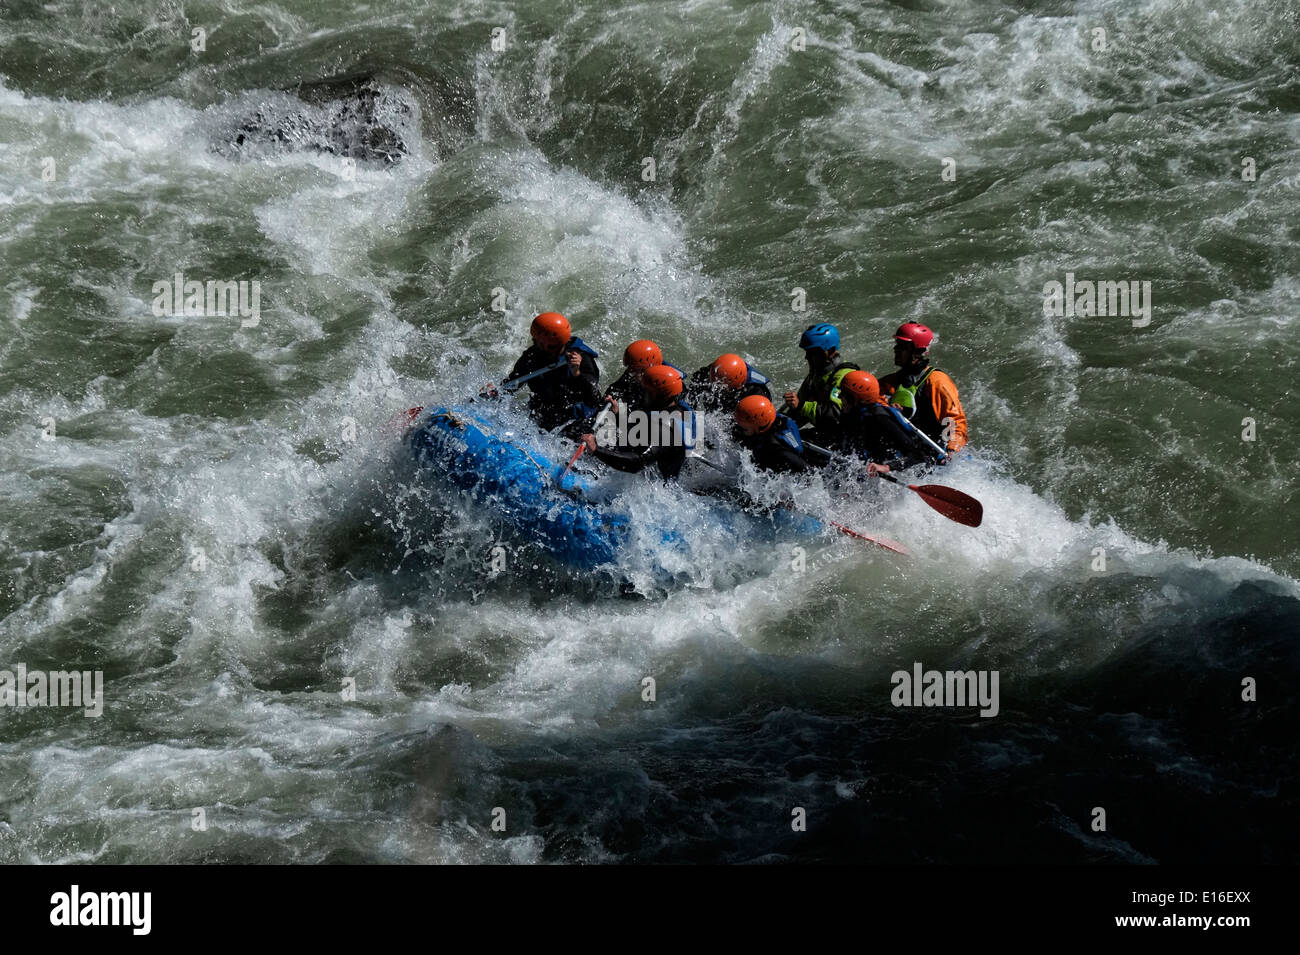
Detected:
left=687, top=353, right=772, bottom=415
left=837, top=370, right=933, bottom=477
left=878, top=323, right=967, bottom=458
left=581, top=364, right=696, bottom=481
left=733, top=395, right=810, bottom=473
left=499, top=312, right=601, bottom=434
left=782, top=323, right=860, bottom=442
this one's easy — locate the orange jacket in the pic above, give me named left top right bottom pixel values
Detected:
left=879, top=366, right=968, bottom=453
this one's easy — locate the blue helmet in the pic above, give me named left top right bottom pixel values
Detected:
left=799, top=323, right=839, bottom=352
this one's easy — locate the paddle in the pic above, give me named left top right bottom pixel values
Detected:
left=827, top=520, right=909, bottom=555
left=395, top=357, right=569, bottom=431
left=873, top=469, right=981, bottom=526
left=889, top=408, right=951, bottom=463
left=684, top=450, right=909, bottom=555
left=493, top=357, right=570, bottom=395
left=800, top=439, right=982, bottom=528
left=785, top=394, right=951, bottom=465
left=559, top=401, right=614, bottom=480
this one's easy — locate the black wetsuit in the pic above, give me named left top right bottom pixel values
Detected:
left=592, top=398, right=696, bottom=481
left=686, top=361, right=773, bottom=415
left=505, top=337, right=601, bottom=432
left=606, top=369, right=644, bottom=410
left=606, top=362, right=685, bottom=413
left=735, top=414, right=809, bottom=473
left=838, top=402, right=932, bottom=471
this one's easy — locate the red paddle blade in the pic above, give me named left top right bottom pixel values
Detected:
left=909, top=484, right=983, bottom=527
left=558, top=442, right=586, bottom=478
left=383, top=405, right=425, bottom=436
left=829, top=521, right=910, bottom=555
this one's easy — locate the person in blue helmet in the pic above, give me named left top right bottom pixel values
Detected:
left=501, top=311, right=601, bottom=433
left=781, top=323, right=860, bottom=441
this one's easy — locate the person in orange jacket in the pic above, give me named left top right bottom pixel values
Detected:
left=878, top=323, right=967, bottom=458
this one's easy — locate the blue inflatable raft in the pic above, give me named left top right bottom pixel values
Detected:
left=405, top=405, right=823, bottom=572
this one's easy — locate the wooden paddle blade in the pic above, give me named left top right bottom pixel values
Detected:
left=910, top=484, right=983, bottom=527
left=829, top=521, right=910, bottom=555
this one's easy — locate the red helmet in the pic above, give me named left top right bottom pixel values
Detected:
left=894, top=322, right=934, bottom=350
left=641, top=364, right=683, bottom=403
left=841, top=370, right=882, bottom=407
left=709, top=353, right=748, bottom=390
left=623, top=339, right=663, bottom=372
left=735, top=395, right=776, bottom=435
left=531, top=312, right=572, bottom=352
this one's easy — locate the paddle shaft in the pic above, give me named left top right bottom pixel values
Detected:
left=398, top=357, right=570, bottom=429
left=893, top=412, right=950, bottom=462
left=785, top=391, right=949, bottom=462
left=799, top=441, right=911, bottom=488
left=875, top=469, right=910, bottom=489
left=559, top=402, right=614, bottom=478
left=800, top=439, right=981, bottom=527
left=501, top=356, right=569, bottom=392
left=685, top=452, right=906, bottom=554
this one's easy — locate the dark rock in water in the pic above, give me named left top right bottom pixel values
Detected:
left=214, top=73, right=422, bottom=166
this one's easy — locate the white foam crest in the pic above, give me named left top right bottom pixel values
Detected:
left=446, top=144, right=741, bottom=366
left=0, top=77, right=436, bottom=290
left=0, top=83, right=210, bottom=199
left=252, top=141, right=435, bottom=279
left=379, top=446, right=1300, bottom=734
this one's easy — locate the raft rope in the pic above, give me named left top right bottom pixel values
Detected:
left=430, top=411, right=465, bottom=429
left=429, top=410, right=560, bottom=488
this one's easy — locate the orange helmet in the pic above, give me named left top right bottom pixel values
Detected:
left=640, top=364, right=683, bottom=403
left=623, top=339, right=663, bottom=372
left=735, top=395, right=776, bottom=435
left=530, top=312, right=571, bottom=352
left=841, top=370, right=882, bottom=407
left=709, top=353, right=748, bottom=390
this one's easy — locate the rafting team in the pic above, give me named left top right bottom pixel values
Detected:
left=488, top=311, right=968, bottom=482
